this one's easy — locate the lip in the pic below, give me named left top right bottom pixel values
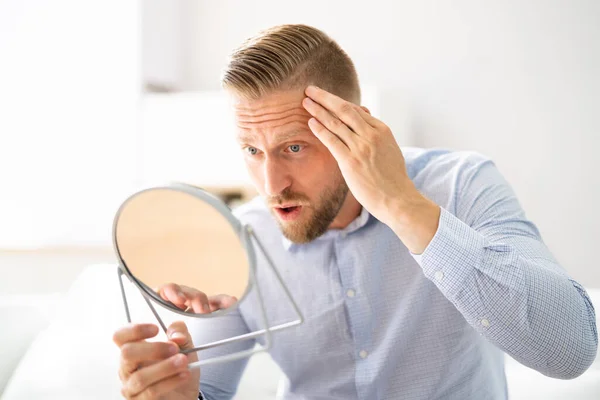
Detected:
left=274, top=203, right=301, bottom=209
left=273, top=205, right=303, bottom=222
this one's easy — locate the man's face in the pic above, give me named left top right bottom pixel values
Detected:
left=232, top=89, right=349, bottom=243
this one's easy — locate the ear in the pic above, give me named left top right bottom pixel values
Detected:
left=360, top=106, right=371, bottom=115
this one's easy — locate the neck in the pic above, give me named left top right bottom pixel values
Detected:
left=329, top=191, right=362, bottom=230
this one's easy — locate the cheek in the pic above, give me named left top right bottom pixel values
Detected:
left=321, top=147, right=338, bottom=166
left=243, top=160, right=264, bottom=185
left=305, top=141, right=337, bottom=170
left=291, top=155, right=334, bottom=185
left=307, top=149, right=339, bottom=175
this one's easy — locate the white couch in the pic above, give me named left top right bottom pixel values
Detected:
left=1, top=264, right=598, bottom=399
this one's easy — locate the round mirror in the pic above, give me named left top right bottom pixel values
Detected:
left=113, top=184, right=251, bottom=316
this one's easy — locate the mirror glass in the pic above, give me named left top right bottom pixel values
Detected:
left=114, top=187, right=250, bottom=315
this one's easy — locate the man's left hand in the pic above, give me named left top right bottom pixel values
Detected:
left=303, top=85, right=440, bottom=254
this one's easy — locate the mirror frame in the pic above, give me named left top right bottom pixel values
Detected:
left=112, top=182, right=304, bottom=369
left=113, top=182, right=254, bottom=318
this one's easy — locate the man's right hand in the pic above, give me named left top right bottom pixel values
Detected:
left=113, top=321, right=200, bottom=399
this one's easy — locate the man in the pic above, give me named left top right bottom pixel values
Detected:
left=113, top=24, right=597, bottom=399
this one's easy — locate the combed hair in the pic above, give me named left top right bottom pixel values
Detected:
left=221, top=24, right=360, bottom=103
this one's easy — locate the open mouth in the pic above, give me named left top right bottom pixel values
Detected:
left=279, top=206, right=300, bottom=213
left=274, top=205, right=303, bottom=221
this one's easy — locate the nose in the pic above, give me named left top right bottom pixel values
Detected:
left=263, top=156, right=291, bottom=197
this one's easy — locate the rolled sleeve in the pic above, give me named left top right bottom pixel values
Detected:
left=411, top=207, right=487, bottom=297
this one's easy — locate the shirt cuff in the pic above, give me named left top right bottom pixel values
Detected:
left=410, top=207, right=487, bottom=297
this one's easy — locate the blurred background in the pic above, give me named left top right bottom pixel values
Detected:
left=0, top=1, right=599, bottom=399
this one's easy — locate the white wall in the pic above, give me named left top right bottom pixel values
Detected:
left=179, top=0, right=600, bottom=286
left=0, top=0, right=140, bottom=248
left=142, top=0, right=185, bottom=90
left=1, top=1, right=597, bottom=286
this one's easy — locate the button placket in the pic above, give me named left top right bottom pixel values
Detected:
left=334, top=237, right=371, bottom=366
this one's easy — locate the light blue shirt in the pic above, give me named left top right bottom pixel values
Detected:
left=191, top=147, right=597, bottom=400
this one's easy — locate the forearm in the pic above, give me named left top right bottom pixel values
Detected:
left=386, top=189, right=440, bottom=255
left=414, top=208, right=598, bottom=378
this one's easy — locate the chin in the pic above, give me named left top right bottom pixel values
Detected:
left=281, top=229, right=315, bottom=244
left=279, top=219, right=329, bottom=244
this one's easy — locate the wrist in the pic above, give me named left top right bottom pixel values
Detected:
left=388, top=188, right=441, bottom=254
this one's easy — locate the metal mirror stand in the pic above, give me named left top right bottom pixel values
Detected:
left=116, top=224, right=304, bottom=369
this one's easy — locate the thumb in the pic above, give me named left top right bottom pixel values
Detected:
left=167, top=321, right=196, bottom=357
left=167, top=321, right=200, bottom=382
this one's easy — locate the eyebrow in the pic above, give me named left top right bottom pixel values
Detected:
left=237, top=128, right=310, bottom=144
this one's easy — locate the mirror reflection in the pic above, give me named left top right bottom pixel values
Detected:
left=114, top=188, right=249, bottom=315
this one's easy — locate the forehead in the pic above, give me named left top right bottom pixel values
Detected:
left=232, top=90, right=313, bottom=142
left=232, top=89, right=305, bottom=114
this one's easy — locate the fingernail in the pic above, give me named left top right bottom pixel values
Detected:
left=303, top=97, right=313, bottom=106
left=168, top=345, right=178, bottom=355
left=173, top=354, right=186, bottom=367
left=170, top=331, right=186, bottom=340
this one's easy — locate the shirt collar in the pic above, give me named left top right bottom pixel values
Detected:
left=282, top=206, right=372, bottom=251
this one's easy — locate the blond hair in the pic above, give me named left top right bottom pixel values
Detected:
left=221, top=24, right=360, bottom=103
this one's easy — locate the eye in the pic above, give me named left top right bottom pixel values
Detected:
left=245, top=146, right=258, bottom=155
left=289, top=144, right=302, bottom=153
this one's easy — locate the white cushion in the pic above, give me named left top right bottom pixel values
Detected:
left=0, top=293, right=62, bottom=394
left=1, top=264, right=170, bottom=399
left=1, top=264, right=282, bottom=399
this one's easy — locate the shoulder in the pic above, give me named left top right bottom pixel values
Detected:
left=404, top=147, right=498, bottom=208
left=404, top=146, right=493, bottom=180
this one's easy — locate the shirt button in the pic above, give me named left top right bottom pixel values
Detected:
left=480, top=319, right=490, bottom=328
left=341, top=232, right=347, bottom=239
left=434, top=271, right=444, bottom=281
left=346, top=289, right=356, bottom=298
left=359, top=350, right=368, bottom=359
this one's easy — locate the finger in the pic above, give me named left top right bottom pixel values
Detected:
left=183, top=289, right=210, bottom=314
left=355, top=105, right=381, bottom=128
left=158, top=284, right=187, bottom=308
left=113, top=324, right=159, bottom=347
left=130, top=370, right=191, bottom=399
left=305, top=86, right=371, bottom=134
left=120, top=341, right=179, bottom=371
left=208, top=294, right=238, bottom=311
left=167, top=321, right=196, bottom=352
left=302, top=97, right=356, bottom=143
left=123, top=353, right=189, bottom=398
left=178, top=285, right=210, bottom=313
left=158, top=283, right=186, bottom=306
left=308, top=118, right=350, bottom=160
